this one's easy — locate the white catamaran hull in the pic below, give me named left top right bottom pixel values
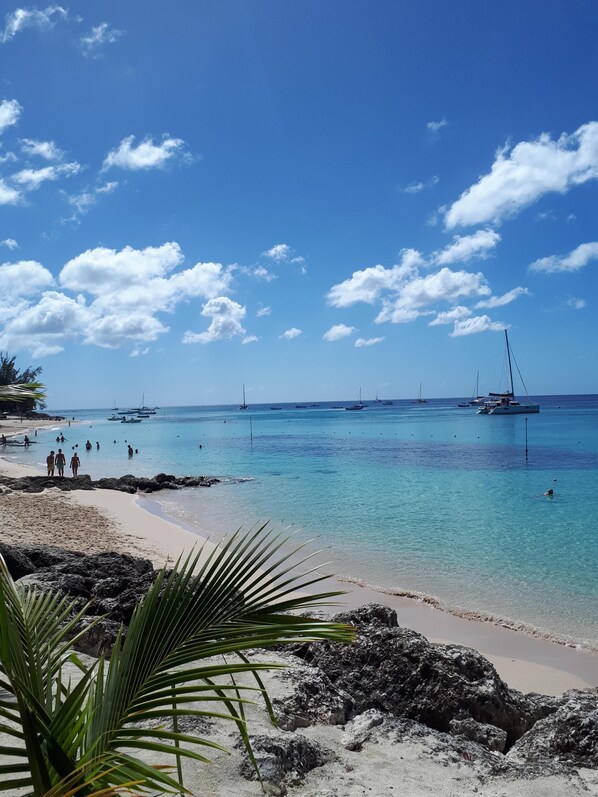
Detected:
left=488, top=402, right=539, bottom=415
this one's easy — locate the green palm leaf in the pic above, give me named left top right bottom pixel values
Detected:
left=0, top=525, right=354, bottom=796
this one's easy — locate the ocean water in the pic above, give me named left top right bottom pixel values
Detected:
left=7, top=395, right=598, bottom=650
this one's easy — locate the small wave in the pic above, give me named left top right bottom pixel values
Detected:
left=335, top=575, right=598, bottom=654
left=217, top=475, right=255, bottom=485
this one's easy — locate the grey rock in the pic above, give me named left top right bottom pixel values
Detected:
left=284, top=604, right=553, bottom=749
left=0, top=542, right=36, bottom=579
left=449, top=717, right=508, bottom=753
left=239, top=734, right=332, bottom=785
left=507, top=688, right=598, bottom=769
left=273, top=663, right=352, bottom=731
left=341, top=708, right=386, bottom=750
left=0, top=473, right=219, bottom=495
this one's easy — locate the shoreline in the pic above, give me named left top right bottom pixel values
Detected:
left=1, top=453, right=597, bottom=695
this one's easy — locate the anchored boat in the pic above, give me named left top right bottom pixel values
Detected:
left=478, top=330, right=539, bottom=415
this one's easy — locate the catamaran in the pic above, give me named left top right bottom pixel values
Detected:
left=346, top=388, right=366, bottom=410
left=478, top=330, right=540, bottom=415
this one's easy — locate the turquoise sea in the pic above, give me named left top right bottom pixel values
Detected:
left=7, top=395, right=598, bottom=651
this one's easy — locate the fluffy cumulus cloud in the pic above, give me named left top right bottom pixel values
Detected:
left=0, top=242, right=239, bottom=356
left=323, top=323, right=355, bottom=342
left=256, top=305, right=271, bottom=317
left=183, top=297, right=246, bottom=344
left=450, top=315, right=506, bottom=337
left=445, top=122, right=598, bottom=229
left=529, top=242, right=598, bottom=273
left=0, top=238, right=18, bottom=249
left=242, top=335, right=259, bottom=344
left=327, top=249, right=423, bottom=308
left=376, top=268, right=490, bottom=324
left=355, top=336, right=384, bottom=347
left=0, top=260, right=53, bottom=296
left=80, top=22, right=123, bottom=57
left=0, top=6, right=67, bottom=44
left=263, top=244, right=290, bottom=262
left=433, top=229, right=500, bottom=265
left=0, top=99, right=22, bottom=132
left=428, top=306, right=471, bottom=326
left=102, top=135, right=189, bottom=171
left=475, top=287, right=529, bottom=309
left=280, top=327, right=302, bottom=340
left=0, top=291, right=87, bottom=356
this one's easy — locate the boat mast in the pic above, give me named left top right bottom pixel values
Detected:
left=505, top=329, right=514, bottom=397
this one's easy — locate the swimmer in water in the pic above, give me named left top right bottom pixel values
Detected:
left=545, top=488, right=554, bottom=497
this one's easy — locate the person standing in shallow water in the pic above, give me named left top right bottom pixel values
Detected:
left=46, top=450, right=55, bottom=476
left=70, top=451, right=80, bottom=477
left=55, top=448, right=66, bottom=478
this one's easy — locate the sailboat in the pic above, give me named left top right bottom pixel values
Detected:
left=373, top=390, right=382, bottom=403
left=411, top=382, right=427, bottom=404
left=239, top=384, right=249, bottom=410
left=478, top=330, right=540, bottom=415
left=345, top=388, right=366, bottom=410
left=469, top=371, right=486, bottom=406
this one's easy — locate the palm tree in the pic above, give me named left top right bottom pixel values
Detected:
left=0, top=382, right=46, bottom=405
left=0, top=524, right=354, bottom=796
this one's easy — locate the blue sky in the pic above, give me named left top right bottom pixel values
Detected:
left=1, top=1, right=597, bottom=408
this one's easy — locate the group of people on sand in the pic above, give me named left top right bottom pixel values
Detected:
left=46, top=449, right=79, bottom=478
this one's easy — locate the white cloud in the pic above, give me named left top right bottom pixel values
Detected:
left=529, top=242, right=598, bottom=273
left=242, top=335, right=259, bottom=344
left=450, top=316, right=506, bottom=337
left=280, top=328, right=302, bottom=340
left=64, top=181, right=119, bottom=219
left=85, top=312, right=167, bottom=348
left=130, top=347, right=150, bottom=357
left=183, top=297, right=246, bottom=344
left=323, top=323, right=355, bottom=342
left=0, top=260, right=53, bottom=296
left=0, top=149, right=17, bottom=164
left=327, top=249, right=423, bottom=308
left=0, top=99, right=22, bottom=132
left=433, top=229, right=500, bottom=266
left=567, top=297, right=586, bottom=310
left=11, top=162, right=80, bottom=191
left=0, top=5, right=67, bottom=44
left=475, top=287, right=529, bottom=308
left=20, top=138, right=63, bottom=160
left=403, top=175, right=439, bottom=194
left=60, top=242, right=184, bottom=293
left=428, top=306, right=471, bottom=326
left=253, top=266, right=276, bottom=282
left=80, top=22, right=123, bottom=57
left=0, top=238, right=18, bottom=249
left=0, top=290, right=87, bottom=356
left=355, top=336, right=385, bottom=347
left=376, top=268, right=490, bottom=324
left=445, top=122, right=598, bottom=229
left=256, top=305, right=271, bottom=317
left=263, top=243, right=290, bottom=261
left=427, top=118, right=448, bottom=134
left=102, top=135, right=188, bottom=171
left=0, top=178, right=21, bottom=205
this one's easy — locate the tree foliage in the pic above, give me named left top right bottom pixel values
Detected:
left=0, top=353, right=45, bottom=413
left=0, top=525, right=354, bottom=797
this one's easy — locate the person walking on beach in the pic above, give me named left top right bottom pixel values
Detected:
left=46, top=450, right=55, bottom=476
left=70, top=452, right=80, bottom=477
left=55, top=448, right=66, bottom=478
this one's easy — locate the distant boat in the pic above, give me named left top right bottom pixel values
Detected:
left=270, top=407, right=282, bottom=410
left=239, top=384, right=249, bottom=410
left=382, top=400, right=393, bottom=406
left=107, top=414, right=121, bottom=421
left=120, top=416, right=142, bottom=424
left=411, top=382, right=427, bottom=404
left=468, top=371, right=486, bottom=406
left=295, top=404, right=307, bottom=408
left=346, top=388, right=366, bottom=411
left=477, top=330, right=540, bottom=415
left=373, top=390, right=382, bottom=403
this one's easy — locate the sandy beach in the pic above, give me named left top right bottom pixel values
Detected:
left=1, top=450, right=596, bottom=697
left=1, top=451, right=597, bottom=796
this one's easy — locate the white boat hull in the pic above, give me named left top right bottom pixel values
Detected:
left=488, top=402, right=540, bottom=415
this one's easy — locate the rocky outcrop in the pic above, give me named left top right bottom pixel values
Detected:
left=238, top=734, right=333, bottom=790
left=0, top=472, right=219, bottom=494
left=507, top=689, right=598, bottom=768
left=279, top=605, right=557, bottom=750
left=3, top=543, right=159, bottom=656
